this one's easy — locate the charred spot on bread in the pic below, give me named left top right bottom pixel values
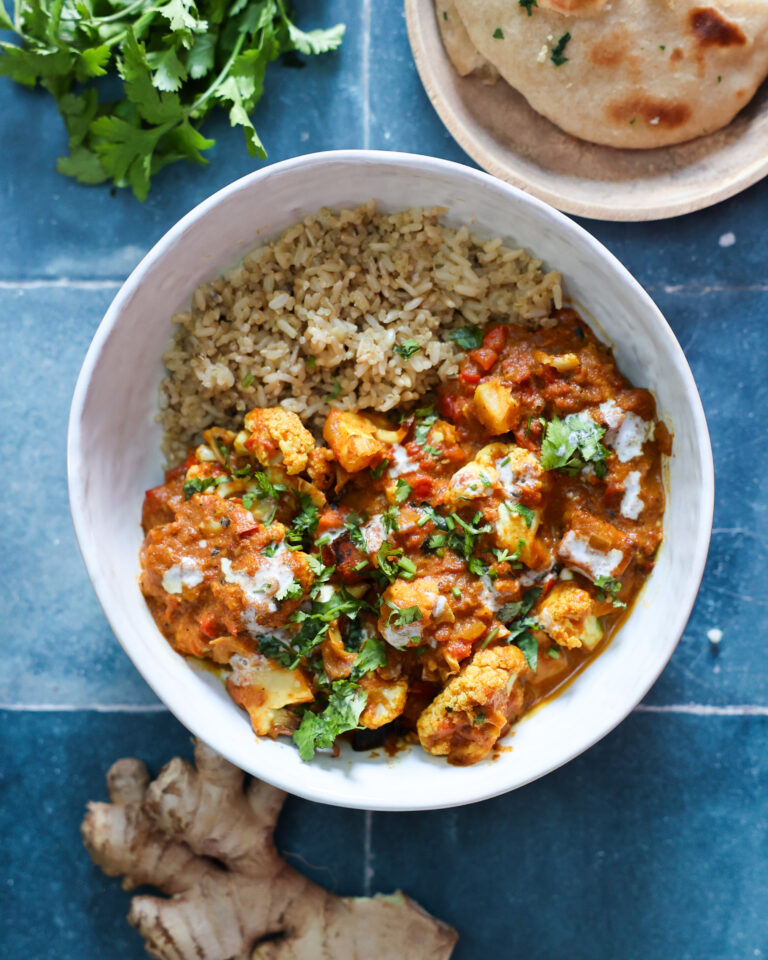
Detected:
left=607, top=96, right=691, bottom=129
left=689, top=7, right=747, bottom=47
left=589, top=32, right=628, bottom=68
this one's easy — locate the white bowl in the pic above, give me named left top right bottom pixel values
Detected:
left=68, top=150, right=714, bottom=811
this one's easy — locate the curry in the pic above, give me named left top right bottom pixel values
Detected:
left=140, top=308, right=668, bottom=765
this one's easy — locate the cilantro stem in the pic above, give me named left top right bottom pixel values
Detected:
left=189, top=30, right=247, bottom=114
left=85, top=0, right=152, bottom=24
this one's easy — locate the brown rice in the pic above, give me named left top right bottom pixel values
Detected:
left=159, top=202, right=562, bottom=461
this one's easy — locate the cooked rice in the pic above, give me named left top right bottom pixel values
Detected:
left=159, top=202, right=562, bottom=461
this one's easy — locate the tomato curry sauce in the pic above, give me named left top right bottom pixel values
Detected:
left=140, top=309, right=668, bottom=765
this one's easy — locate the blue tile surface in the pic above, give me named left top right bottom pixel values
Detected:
left=1, top=711, right=766, bottom=960
left=2, top=0, right=768, bottom=955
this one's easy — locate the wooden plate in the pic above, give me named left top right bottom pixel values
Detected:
left=405, top=0, right=768, bottom=221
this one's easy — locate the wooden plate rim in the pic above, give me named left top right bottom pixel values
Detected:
left=405, top=0, right=768, bottom=222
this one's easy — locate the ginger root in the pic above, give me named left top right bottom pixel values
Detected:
left=82, top=739, right=458, bottom=960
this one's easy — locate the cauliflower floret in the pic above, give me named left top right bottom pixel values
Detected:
left=306, top=446, right=338, bottom=491
left=444, top=444, right=550, bottom=568
left=536, top=581, right=603, bottom=650
left=472, top=380, right=520, bottom=435
left=241, top=407, right=315, bottom=475
left=417, top=646, right=530, bottom=765
left=323, top=410, right=406, bottom=474
left=209, top=636, right=313, bottom=737
left=359, top=675, right=409, bottom=729
left=377, top=577, right=454, bottom=649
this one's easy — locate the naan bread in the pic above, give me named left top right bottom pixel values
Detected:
left=436, top=0, right=499, bottom=81
left=445, top=0, right=768, bottom=148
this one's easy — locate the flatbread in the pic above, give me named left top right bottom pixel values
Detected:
left=445, top=0, right=768, bottom=148
left=436, top=0, right=499, bottom=81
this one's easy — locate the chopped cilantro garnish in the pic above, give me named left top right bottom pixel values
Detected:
left=293, top=680, right=367, bottom=761
left=474, top=713, right=486, bottom=724
left=183, top=476, right=217, bottom=500
left=516, top=633, right=539, bottom=672
left=376, top=542, right=403, bottom=583
left=350, top=636, right=388, bottom=681
left=414, top=406, right=438, bottom=446
left=370, top=458, right=390, bottom=480
left=285, top=493, right=319, bottom=548
left=595, top=575, right=627, bottom=610
left=540, top=414, right=608, bottom=477
left=382, top=505, right=400, bottom=536
left=394, top=478, right=412, bottom=504
left=386, top=602, right=423, bottom=628
left=257, top=635, right=297, bottom=670
left=519, top=0, right=538, bottom=14
left=423, top=444, right=441, bottom=457
left=447, top=325, right=484, bottom=351
left=262, top=541, right=279, bottom=558
left=344, top=513, right=368, bottom=552
left=275, top=578, right=304, bottom=602
left=509, top=502, right=535, bottom=528
left=467, top=556, right=489, bottom=577
left=551, top=32, right=571, bottom=66
left=498, top=587, right=541, bottom=624
left=493, top=26, right=504, bottom=38
left=307, top=554, right=334, bottom=580
left=329, top=378, right=342, bottom=399
left=394, top=339, right=421, bottom=360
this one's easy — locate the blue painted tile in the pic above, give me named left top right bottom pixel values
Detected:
left=578, top=175, right=768, bottom=291
left=2, top=711, right=766, bottom=960
left=368, top=0, right=476, bottom=165
left=0, top=287, right=157, bottom=705
left=643, top=289, right=768, bottom=706
left=0, top=0, right=363, bottom=281
left=0, top=710, right=365, bottom=960
left=369, top=713, right=768, bottom=960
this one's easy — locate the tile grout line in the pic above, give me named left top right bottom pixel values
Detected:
left=4, top=703, right=768, bottom=715
left=363, top=809, right=374, bottom=896
left=634, top=704, right=768, bottom=716
left=0, top=703, right=169, bottom=712
left=362, top=0, right=371, bottom=150
left=0, top=278, right=765, bottom=294
left=0, top=278, right=123, bottom=290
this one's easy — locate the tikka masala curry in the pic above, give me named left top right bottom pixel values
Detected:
left=140, top=308, right=668, bottom=765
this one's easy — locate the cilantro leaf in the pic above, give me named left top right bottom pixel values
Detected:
left=350, top=636, right=388, bottom=681
left=413, top=406, right=438, bottom=446
left=285, top=493, right=319, bottom=548
left=394, top=478, right=412, bottom=504
left=0, top=0, right=345, bottom=199
left=516, top=632, right=539, bottom=672
left=551, top=32, right=571, bottom=66
left=293, top=679, right=366, bottom=761
left=509, top=502, right=535, bottom=528
left=275, top=577, right=304, bottom=602
left=447, top=325, right=484, bottom=350
left=540, top=414, right=608, bottom=476
left=183, top=475, right=217, bottom=499
left=394, top=339, right=421, bottom=360
left=344, top=513, right=368, bottom=552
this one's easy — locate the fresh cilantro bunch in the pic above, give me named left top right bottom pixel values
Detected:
left=0, top=0, right=344, bottom=199
left=540, top=414, right=608, bottom=478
